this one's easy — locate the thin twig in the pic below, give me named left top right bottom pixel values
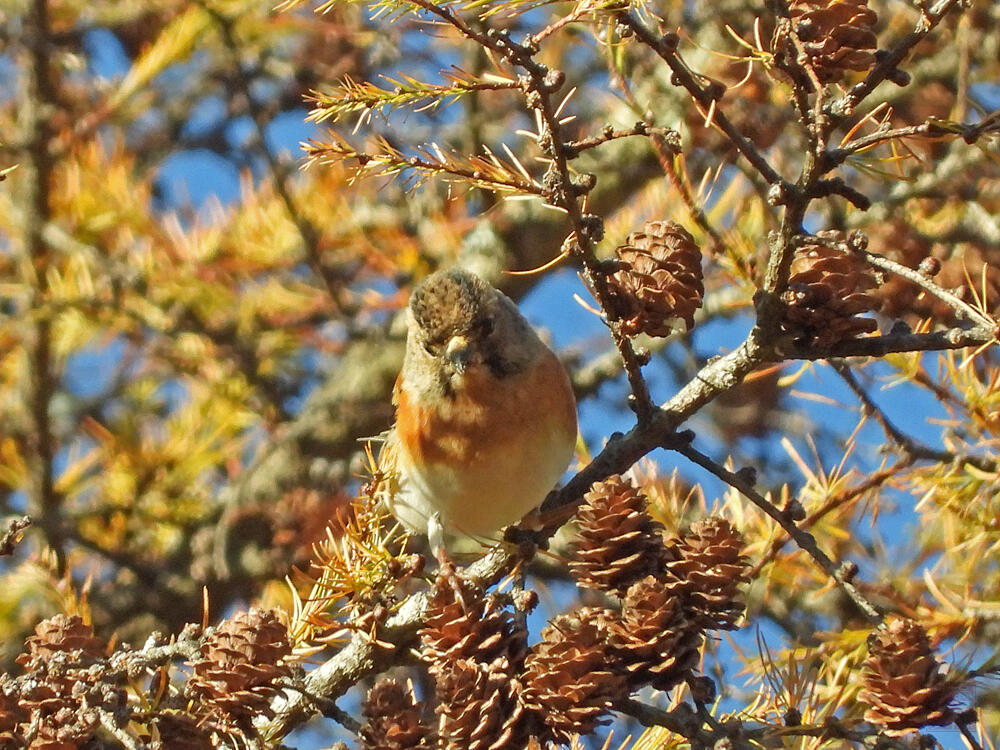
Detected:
left=833, top=361, right=997, bottom=473
left=529, top=0, right=600, bottom=46
left=621, top=12, right=782, bottom=187
left=808, top=233, right=999, bottom=330
left=564, top=121, right=673, bottom=157
left=784, top=326, right=995, bottom=359
left=672, top=442, right=883, bottom=623
left=749, top=464, right=903, bottom=577
left=833, top=121, right=945, bottom=158
left=0, top=516, right=31, bottom=556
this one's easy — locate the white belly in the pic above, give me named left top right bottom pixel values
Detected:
left=389, top=421, right=575, bottom=539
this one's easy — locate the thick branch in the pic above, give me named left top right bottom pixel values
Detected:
left=21, top=0, right=62, bottom=569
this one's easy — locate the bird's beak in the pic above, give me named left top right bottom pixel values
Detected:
left=445, top=335, right=471, bottom=373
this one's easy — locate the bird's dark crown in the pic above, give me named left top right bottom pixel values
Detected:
left=409, top=269, right=493, bottom=345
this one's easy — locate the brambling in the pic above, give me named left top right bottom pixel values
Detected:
left=380, top=269, right=578, bottom=547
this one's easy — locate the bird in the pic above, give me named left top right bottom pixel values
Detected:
left=379, top=268, right=578, bottom=549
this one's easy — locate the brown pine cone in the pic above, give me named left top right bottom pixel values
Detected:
left=607, top=576, right=703, bottom=693
left=859, top=619, right=958, bottom=735
left=570, top=475, right=667, bottom=597
left=15, top=615, right=114, bottom=737
left=773, top=0, right=878, bottom=84
left=27, top=706, right=99, bottom=750
left=360, top=678, right=431, bottom=750
left=0, top=673, right=28, bottom=736
left=435, top=658, right=526, bottom=750
left=663, top=517, right=751, bottom=631
left=605, top=220, right=704, bottom=337
left=17, top=615, right=104, bottom=671
left=421, top=573, right=526, bottom=669
left=188, top=608, right=293, bottom=725
left=519, top=609, right=627, bottom=744
left=0, top=678, right=26, bottom=743
left=781, top=233, right=879, bottom=347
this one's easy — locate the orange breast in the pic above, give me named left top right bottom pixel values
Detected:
left=396, top=351, right=575, bottom=468
left=392, top=350, right=577, bottom=536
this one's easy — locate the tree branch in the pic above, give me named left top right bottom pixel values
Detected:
left=831, top=0, right=964, bottom=116
left=671, top=441, right=883, bottom=623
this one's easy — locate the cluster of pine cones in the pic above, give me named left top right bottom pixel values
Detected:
left=0, top=503, right=963, bottom=749
left=360, top=475, right=753, bottom=749
left=604, top=221, right=882, bottom=350
left=0, top=609, right=293, bottom=749
left=361, top=475, right=963, bottom=748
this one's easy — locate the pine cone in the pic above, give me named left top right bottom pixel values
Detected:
left=0, top=683, right=23, bottom=750
left=149, top=711, right=213, bottom=750
left=360, top=678, right=431, bottom=750
left=188, top=608, right=292, bottom=725
left=421, top=573, right=526, bottom=669
left=607, top=576, right=703, bottom=692
left=17, top=615, right=103, bottom=671
left=27, top=706, right=99, bottom=750
left=773, top=0, right=878, bottom=84
left=570, top=475, right=667, bottom=597
left=28, top=723, right=77, bottom=750
left=781, top=233, right=879, bottom=347
left=16, top=615, right=112, bottom=735
left=663, top=517, right=751, bottom=631
left=605, top=220, right=704, bottom=337
left=519, top=610, right=627, bottom=744
left=435, top=658, right=526, bottom=750
left=859, top=619, right=958, bottom=735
